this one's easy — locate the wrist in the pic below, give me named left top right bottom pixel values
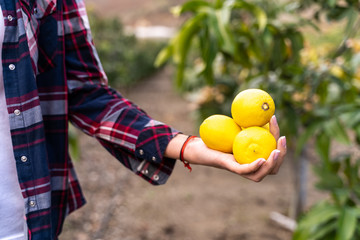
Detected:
left=181, top=136, right=200, bottom=163
left=179, top=135, right=197, bottom=172
left=164, top=133, right=189, bottom=159
left=164, top=133, right=200, bottom=172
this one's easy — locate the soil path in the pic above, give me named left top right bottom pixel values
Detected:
left=61, top=67, right=296, bottom=240
left=85, top=0, right=188, bottom=27
left=61, top=1, right=324, bottom=239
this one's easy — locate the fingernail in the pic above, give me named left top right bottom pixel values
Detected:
left=271, top=115, right=278, bottom=126
left=281, top=136, right=287, bottom=148
left=274, top=150, right=281, bottom=160
left=257, top=159, right=266, bottom=166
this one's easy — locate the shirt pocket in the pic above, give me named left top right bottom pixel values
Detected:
left=34, top=0, right=58, bottom=73
left=20, top=0, right=58, bottom=74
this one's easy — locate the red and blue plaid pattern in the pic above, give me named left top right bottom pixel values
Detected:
left=1, top=0, right=178, bottom=238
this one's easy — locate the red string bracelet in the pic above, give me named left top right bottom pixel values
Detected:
left=179, top=135, right=196, bottom=172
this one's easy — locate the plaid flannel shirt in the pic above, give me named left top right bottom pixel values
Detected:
left=1, top=0, right=179, bottom=239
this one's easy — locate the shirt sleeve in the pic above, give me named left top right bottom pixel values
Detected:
left=63, top=0, right=179, bottom=185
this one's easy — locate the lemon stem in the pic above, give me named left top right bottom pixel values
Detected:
left=262, top=103, right=269, bottom=111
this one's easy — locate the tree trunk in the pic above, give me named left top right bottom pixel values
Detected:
left=289, top=147, right=308, bottom=220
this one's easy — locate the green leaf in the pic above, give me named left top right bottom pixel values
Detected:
left=287, top=30, right=304, bottom=61
left=280, top=105, right=299, bottom=139
left=324, top=118, right=351, bottom=145
left=198, top=28, right=218, bottom=85
left=336, top=207, right=357, bottom=240
left=295, top=122, right=321, bottom=156
left=171, top=0, right=211, bottom=16
left=271, top=35, right=287, bottom=68
left=327, top=0, right=337, bottom=8
left=315, top=132, right=330, bottom=163
left=343, top=155, right=360, bottom=188
left=232, top=1, right=267, bottom=31
left=332, top=189, right=350, bottom=206
left=340, top=111, right=360, bottom=128
left=326, top=6, right=349, bottom=21
left=355, top=125, right=360, bottom=145
left=353, top=184, right=360, bottom=200
left=352, top=206, right=360, bottom=219
left=308, top=220, right=337, bottom=240
left=294, top=202, right=340, bottom=240
left=313, top=164, right=343, bottom=191
left=299, top=202, right=339, bottom=227
left=171, top=13, right=206, bottom=87
left=344, top=8, right=358, bottom=37
left=210, top=7, right=236, bottom=55
left=258, top=25, right=274, bottom=61
left=154, top=45, right=173, bottom=67
left=214, top=0, right=223, bottom=9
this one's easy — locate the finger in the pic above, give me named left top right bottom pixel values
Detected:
left=229, top=158, right=266, bottom=175
left=269, top=115, right=280, bottom=140
left=271, top=136, right=287, bottom=174
left=246, top=149, right=281, bottom=181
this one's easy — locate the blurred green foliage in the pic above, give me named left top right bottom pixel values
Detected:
left=88, top=10, right=166, bottom=88
left=156, top=0, right=360, bottom=239
left=293, top=154, right=360, bottom=240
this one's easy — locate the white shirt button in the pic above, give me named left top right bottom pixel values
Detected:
left=29, top=200, right=36, bottom=207
left=141, top=169, right=149, bottom=175
left=21, top=156, right=28, bottom=162
left=153, top=175, right=160, bottom=181
left=7, top=15, right=13, bottom=21
left=9, top=64, right=15, bottom=70
left=139, top=149, right=144, bottom=155
left=14, top=109, right=21, bottom=115
left=152, top=156, right=156, bottom=161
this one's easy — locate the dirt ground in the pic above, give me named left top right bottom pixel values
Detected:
left=61, top=1, right=326, bottom=239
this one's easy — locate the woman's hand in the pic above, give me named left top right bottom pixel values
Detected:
left=165, top=115, right=286, bottom=182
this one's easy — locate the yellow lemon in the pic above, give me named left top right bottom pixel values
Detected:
left=233, top=126, right=276, bottom=164
left=243, top=123, right=270, bottom=131
left=199, top=114, right=241, bottom=153
left=262, top=122, right=270, bottom=131
left=231, top=89, right=275, bottom=128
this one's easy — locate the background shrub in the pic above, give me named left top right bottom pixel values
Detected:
left=88, top=11, right=166, bottom=88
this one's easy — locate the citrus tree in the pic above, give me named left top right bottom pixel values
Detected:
left=292, top=1, right=360, bottom=239
left=156, top=0, right=360, bottom=239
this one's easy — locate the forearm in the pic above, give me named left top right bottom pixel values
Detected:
left=164, top=133, right=225, bottom=168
